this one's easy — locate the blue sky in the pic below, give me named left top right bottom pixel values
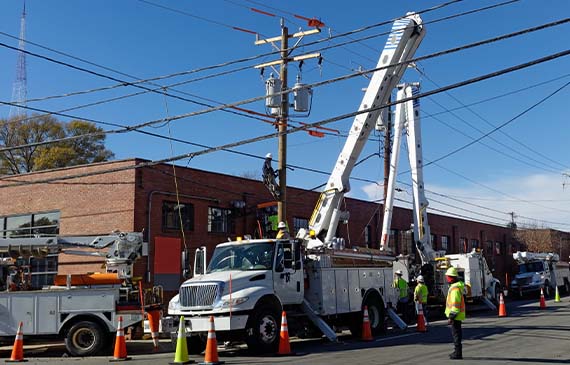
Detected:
left=1, top=0, right=569, bottom=230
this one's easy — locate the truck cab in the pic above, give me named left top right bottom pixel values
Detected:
left=167, top=238, right=303, bottom=353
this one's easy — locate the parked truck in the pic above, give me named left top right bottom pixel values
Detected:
left=510, top=251, right=570, bottom=297
left=379, top=82, right=501, bottom=309
left=163, top=12, right=426, bottom=354
left=0, top=232, right=162, bottom=356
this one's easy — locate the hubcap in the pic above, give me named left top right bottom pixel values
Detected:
left=72, top=328, right=96, bottom=351
left=258, top=315, right=277, bottom=344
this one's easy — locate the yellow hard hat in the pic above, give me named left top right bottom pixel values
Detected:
left=445, top=267, right=459, bottom=277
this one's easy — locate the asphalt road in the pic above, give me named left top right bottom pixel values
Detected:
left=2, top=296, right=569, bottom=364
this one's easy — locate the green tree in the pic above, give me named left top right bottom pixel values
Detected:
left=0, top=114, right=114, bottom=174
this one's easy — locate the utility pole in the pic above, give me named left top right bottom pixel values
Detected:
left=277, top=21, right=289, bottom=223
left=255, top=20, right=321, bottom=224
left=9, top=1, right=27, bottom=119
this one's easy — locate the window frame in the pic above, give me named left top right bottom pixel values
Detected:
left=208, top=206, right=235, bottom=234
left=161, top=201, right=195, bottom=232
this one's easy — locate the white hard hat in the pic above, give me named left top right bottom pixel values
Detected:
left=265, top=153, right=272, bottom=159
left=395, top=270, right=403, bottom=276
left=416, top=275, right=424, bottom=283
left=278, top=221, right=287, bottom=229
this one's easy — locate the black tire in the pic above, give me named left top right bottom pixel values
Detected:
left=564, top=279, right=570, bottom=294
left=543, top=282, right=551, bottom=298
left=64, top=320, right=108, bottom=357
left=349, top=295, right=385, bottom=337
left=245, top=303, right=281, bottom=354
left=493, top=285, right=501, bottom=305
left=170, top=334, right=206, bottom=355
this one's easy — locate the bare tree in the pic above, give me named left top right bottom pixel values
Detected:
left=514, top=225, right=557, bottom=253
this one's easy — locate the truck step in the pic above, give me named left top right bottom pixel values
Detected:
left=301, top=300, right=337, bottom=342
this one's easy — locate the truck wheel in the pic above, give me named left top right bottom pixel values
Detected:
left=564, top=279, right=570, bottom=294
left=350, top=297, right=385, bottom=337
left=65, top=321, right=107, bottom=357
left=170, top=334, right=206, bottom=355
left=245, top=304, right=280, bottom=354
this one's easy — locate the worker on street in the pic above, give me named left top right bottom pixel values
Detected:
left=276, top=221, right=290, bottom=239
left=414, top=275, right=429, bottom=326
left=393, top=270, right=409, bottom=319
left=445, top=267, right=466, bottom=360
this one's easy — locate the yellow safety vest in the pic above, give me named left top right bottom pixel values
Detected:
left=414, top=283, right=428, bottom=304
left=445, top=281, right=466, bottom=321
left=393, top=278, right=408, bottom=299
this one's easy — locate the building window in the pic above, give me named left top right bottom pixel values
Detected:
left=1, top=211, right=60, bottom=238
left=208, top=207, right=234, bottom=234
left=431, top=234, right=437, bottom=250
left=459, top=237, right=467, bottom=253
left=162, top=201, right=194, bottom=231
left=441, top=235, right=449, bottom=252
left=486, top=240, right=493, bottom=256
left=29, top=254, right=58, bottom=289
left=389, top=229, right=398, bottom=253
left=293, top=217, right=308, bottom=236
left=495, top=242, right=502, bottom=255
left=364, top=225, right=372, bottom=247
left=469, top=239, right=479, bottom=252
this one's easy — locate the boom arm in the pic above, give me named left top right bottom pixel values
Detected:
left=300, top=13, right=425, bottom=248
left=380, top=83, right=437, bottom=263
left=0, top=232, right=144, bottom=279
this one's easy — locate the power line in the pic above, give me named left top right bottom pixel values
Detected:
left=3, top=18, right=567, bottom=154
left=0, top=0, right=515, bottom=108
left=418, top=67, right=570, bottom=172
left=1, top=48, right=569, bottom=189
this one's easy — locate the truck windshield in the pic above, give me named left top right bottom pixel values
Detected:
left=207, top=243, right=274, bottom=273
left=519, top=262, right=544, bottom=273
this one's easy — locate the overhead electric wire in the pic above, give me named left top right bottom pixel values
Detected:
left=2, top=18, right=565, bottom=155
left=0, top=0, right=514, bottom=108
left=418, top=68, right=570, bottom=172
left=1, top=48, right=569, bottom=191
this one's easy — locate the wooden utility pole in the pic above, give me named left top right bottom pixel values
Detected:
left=254, top=21, right=321, bottom=224
left=277, top=23, right=289, bottom=223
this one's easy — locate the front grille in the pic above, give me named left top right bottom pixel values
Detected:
left=516, top=277, right=532, bottom=285
left=180, top=283, right=220, bottom=309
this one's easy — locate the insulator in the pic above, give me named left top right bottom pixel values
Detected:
left=265, top=73, right=282, bottom=108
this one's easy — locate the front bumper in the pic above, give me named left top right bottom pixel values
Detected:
left=511, top=283, right=543, bottom=293
left=162, top=314, right=249, bottom=334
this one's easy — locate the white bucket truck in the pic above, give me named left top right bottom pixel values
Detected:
left=164, top=12, right=426, bottom=354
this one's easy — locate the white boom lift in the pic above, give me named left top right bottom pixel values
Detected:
left=379, top=83, right=500, bottom=309
left=0, top=232, right=162, bottom=357
left=298, top=13, right=425, bottom=250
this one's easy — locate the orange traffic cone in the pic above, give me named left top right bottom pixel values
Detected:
left=498, top=293, right=507, bottom=317
left=539, top=288, right=547, bottom=309
left=199, top=316, right=223, bottom=365
left=277, top=311, right=292, bottom=355
left=416, top=303, right=427, bottom=332
left=110, top=316, right=131, bottom=362
left=6, top=321, right=25, bottom=363
left=147, top=309, right=161, bottom=352
left=361, top=306, right=373, bottom=341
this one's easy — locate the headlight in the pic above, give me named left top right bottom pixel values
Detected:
left=168, top=294, right=181, bottom=312
left=214, top=297, right=249, bottom=308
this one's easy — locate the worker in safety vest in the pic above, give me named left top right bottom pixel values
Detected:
left=393, top=270, right=409, bottom=318
left=445, top=267, right=466, bottom=360
left=414, top=275, right=429, bottom=326
left=276, top=221, right=290, bottom=239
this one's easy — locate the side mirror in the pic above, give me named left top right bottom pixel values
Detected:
left=275, top=261, right=284, bottom=273
left=193, top=246, right=207, bottom=276
left=181, top=249, right=191, bottom=279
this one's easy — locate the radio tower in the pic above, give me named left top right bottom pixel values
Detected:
left=9, top=2, right=27, bottom=119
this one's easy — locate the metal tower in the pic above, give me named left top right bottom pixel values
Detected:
left=9, top=2, right=27, bottom=119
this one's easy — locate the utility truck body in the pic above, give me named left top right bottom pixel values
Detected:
left=511, top=251, right=570, bottom=297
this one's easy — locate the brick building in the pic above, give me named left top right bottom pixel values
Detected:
left=0, top=158, right=522, bottom=297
